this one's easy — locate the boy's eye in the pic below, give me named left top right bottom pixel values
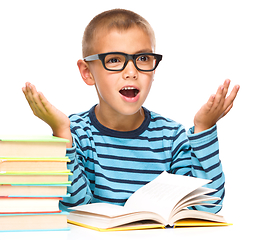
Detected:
left=104, top=54, right=126, bottom=70
left=107, top=58, right=121, bottom=63
left=137, top=55, right=150, bottom=62
left=105, top=55, right=124, bottom=64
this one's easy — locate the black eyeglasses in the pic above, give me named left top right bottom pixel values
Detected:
left=84, top=52, right=162, bottom=72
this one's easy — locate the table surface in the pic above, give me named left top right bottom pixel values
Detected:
left=0, top=220, right=250, bottom=240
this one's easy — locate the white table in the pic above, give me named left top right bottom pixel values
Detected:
left=0, top=220, right=249, bottom=240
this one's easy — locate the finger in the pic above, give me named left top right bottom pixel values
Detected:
left=218, top=102, right=234, bottom=121
left=28, top=83, right=39, bottom=97
left=22, top=83, right=37, bottom=109
left=221, top=79, right=231, bottom=100
left=205, top=94, right=216, bottom=112
left=24, top=82, right=36, bottom=103
left=223, top=102, right=234, bottom=116
left=212, top=79, right=232, bottom=110
left=38, top=91, right=52, bottom=114
left=24, top=83, right=47, bottom=116
left=223, top=85, right=240, bottom=110
left=22, top=87, right=39, bottom=116
left=22, top=83, right=45, bottom=117
left=29, top=84, right=45, bottom=110
left=223, top=79, right=231, bottom=90
left=22, top=82, right=31, bottom=96
left=211, top=85, right=225, bottom=109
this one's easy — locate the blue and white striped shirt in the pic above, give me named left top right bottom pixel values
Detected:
left=60, top=105, right=225, bottom=213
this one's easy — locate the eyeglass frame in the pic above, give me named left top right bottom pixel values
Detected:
left=83, top=52, right=163, bottom=72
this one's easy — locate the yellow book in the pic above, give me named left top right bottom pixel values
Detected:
left=67, top=219, right=231, bottom=232
left=0, top=157, right=70, bottom=171
left=68, top=219, right=165, bottom=232
left=173, top=219, right=232, bottom=228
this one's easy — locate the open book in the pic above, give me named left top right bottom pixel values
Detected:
left=68, top=171, right=229, bottom=231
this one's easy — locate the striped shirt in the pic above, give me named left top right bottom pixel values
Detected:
left=60, top=105, right=225, bottom=214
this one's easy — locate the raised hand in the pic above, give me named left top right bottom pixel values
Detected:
left=22, top=82, right=72, bottom=147
left=194, top=79, right=240, bottom=134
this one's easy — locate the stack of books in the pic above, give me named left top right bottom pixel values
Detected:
left=0, top=135, right=71, bottom=232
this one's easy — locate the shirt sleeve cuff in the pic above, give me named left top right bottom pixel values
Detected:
left=187, top=125, right=217, bottom=145
left=66, top=135, right=77, bottom=155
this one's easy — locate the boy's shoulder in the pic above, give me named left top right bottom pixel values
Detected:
left=149, top=110, right=183, bottom=129
left=69, top=110, right=90, bottom=122
left=68, top=109, right=91, bottom=131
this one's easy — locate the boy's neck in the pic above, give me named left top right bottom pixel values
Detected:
left=94, top=105, right=145, bottom=132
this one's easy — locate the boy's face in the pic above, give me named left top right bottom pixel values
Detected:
left=84, top=27, right=155, bottom=119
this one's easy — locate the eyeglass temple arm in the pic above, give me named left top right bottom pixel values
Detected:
left=84, top=54, right=100, bottom=61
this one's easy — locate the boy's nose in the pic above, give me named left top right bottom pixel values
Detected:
left=122, top=60, right=138, bottom=80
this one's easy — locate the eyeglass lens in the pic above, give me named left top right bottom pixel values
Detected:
left=104, top=54, right=157, bottom=71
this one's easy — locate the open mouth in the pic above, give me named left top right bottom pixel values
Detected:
left=119, top=87, right=140, bottom=98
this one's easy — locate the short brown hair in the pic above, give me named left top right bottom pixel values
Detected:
left=82, top=9, right=156, bottom=58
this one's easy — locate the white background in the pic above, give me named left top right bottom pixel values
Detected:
left=0, top=0, right=255, bottom=232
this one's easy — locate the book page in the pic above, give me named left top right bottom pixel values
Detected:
left=70, top=202, right=138, bottom=218
left=124, top=171, right=210, bottom=221
left=173, top=187, right=217, bottom=211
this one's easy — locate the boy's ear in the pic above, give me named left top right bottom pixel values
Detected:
left=77, top=59, right=95, bottom=86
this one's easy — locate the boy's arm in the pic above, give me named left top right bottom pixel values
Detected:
left=171, top=124, right=223, bottom=213
left=188, top=125, right=224, bottom=213
left=22, top=82, right=72, bottom=147
left=171, top=80, right=239, bottom=213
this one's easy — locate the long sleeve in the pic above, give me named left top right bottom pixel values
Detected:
left=170, top=124, right=225, bottom=213
left=188, top=125, right=225, bottom=213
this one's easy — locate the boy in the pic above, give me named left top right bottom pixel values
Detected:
left=22, top=9, right=239, bottom=213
